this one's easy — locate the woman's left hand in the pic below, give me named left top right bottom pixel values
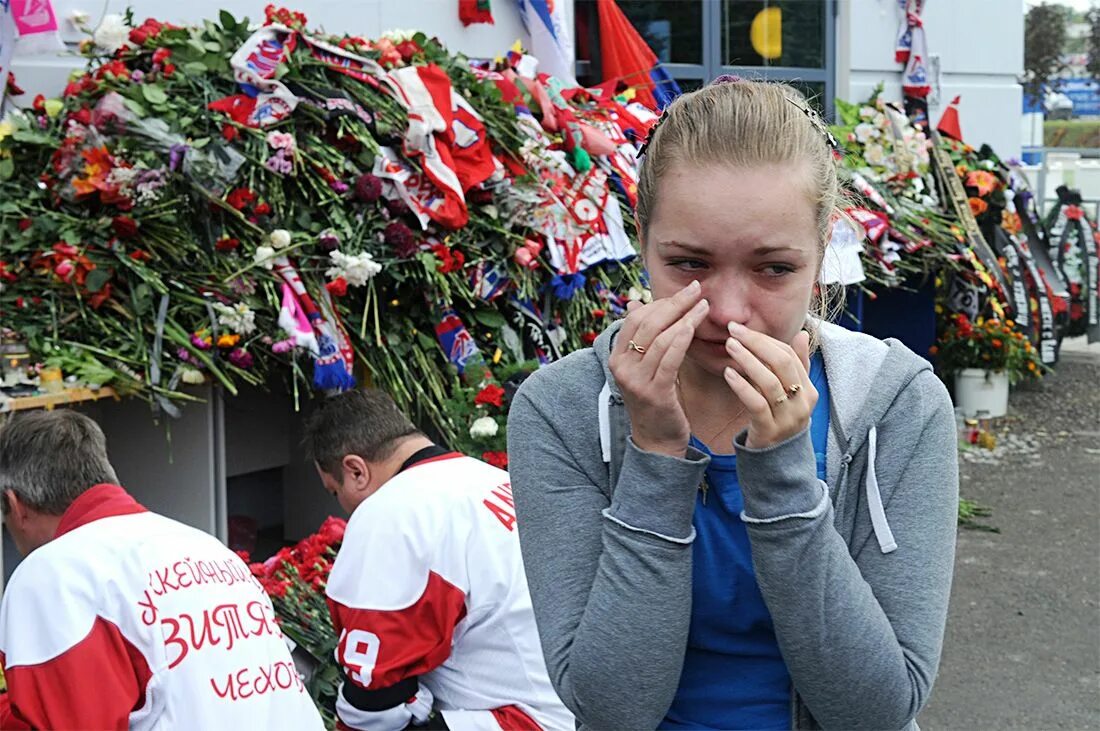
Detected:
left=724, top=321, right=819, bottom=449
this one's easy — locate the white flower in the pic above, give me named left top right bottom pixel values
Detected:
left=253, top=245, right=277, bottom=270
left=381, top=28, right=417, bottom=42
left=269, top=229, right=291, bottom=249
left=93, top=14, right=128, bottom=53
left=628, top=286, right=653, bottom=304
left=326, top=250, right=382, bottom=288
left=214, top=302, right=257, bottom=336
left=980, top=160, right=996, bottom=171
left=858, top=106, right=876, bottom=120
left=872, top=112, right=889, bottom=130
left=864, top=143, right=887, bottom=166
left=180, top=367, right=205, bottom=385
left=854, top=123, right=879, bottom=144
left=470, top=416, right=499, bottom=440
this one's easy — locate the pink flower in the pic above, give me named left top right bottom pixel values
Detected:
left=228, top=348, right=253, bottom=369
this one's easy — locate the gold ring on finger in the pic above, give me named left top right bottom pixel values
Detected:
left=787, top=383, right=802, bottom=396
left=774, top=393, right=789, bottom=406
left=628, top=340, right=647, bottom=354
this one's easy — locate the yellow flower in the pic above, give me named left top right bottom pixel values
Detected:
left=217, top=333, right=241, bottom=348
left=43, top=99, right=64, bottom=118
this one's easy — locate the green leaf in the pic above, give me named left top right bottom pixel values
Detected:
left=122, top=98, right=148, bottom=117
left=182, top=62, right=207, bottom=76
left=417, top=332, right=439, bottom=352
left=219, top=10, right=237, bottom=30
left=133, top=284, right=153, bottom=316
left=274, top=63, right=290, bottom=80
left=203, top=41, right=222, bottom=53
left=85, top=268, right=111, bottom=293
left=142, top=85, right=169, bottom=105
left=472, top=309, right=506, bottom=328
left=0, top=157, right=13, bottom=181
left=187, top=38, right=207, bottom=54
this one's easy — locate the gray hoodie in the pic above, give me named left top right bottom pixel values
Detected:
left=507, top=319, right=959, bottom=731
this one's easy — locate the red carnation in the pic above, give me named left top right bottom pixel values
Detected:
left=221, top=124, right=238, bottom=142
left=112, top=216, right=139, bottom=239
left=395, top=40, right=420, bottom=62
left=129, top=249, right=152, bottom=261
left=475, top=384, right=506, bottom=409
left=325, top=277, right=349, bottom=297
left=582, top=331, right=598, bottom=345
left=152, top=47, right=172, bottom=65
left=32, top=94, right=46, bottom=112
left=482, top=451, right=509, bottom=470
left=215, top=236, right=240, bottom=252
left=226, top=188, right=256, bottom=210
left=71, top=107, right=92, bottom=126
left=162, top=63, right=176, bottom=77
left=1065, top=205, right=1084, bottom=221
left=354, top=173, right=383, bottom=203
left=253, top=202, right=272, bottom=217
left=17, top=218, right=32, bottom=232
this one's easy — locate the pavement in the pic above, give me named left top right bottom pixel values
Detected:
left=919, top=337, right=1100, bottom=730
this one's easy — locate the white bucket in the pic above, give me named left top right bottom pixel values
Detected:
left=953, top=368, right=1010, bottom=418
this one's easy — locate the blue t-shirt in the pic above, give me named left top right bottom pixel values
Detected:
left=663, top=355, right=830, bottom=730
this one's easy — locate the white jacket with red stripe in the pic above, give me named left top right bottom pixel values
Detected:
left=326, top=453, right=573, bottom=731
left=0, top=484, right=324, bottom=730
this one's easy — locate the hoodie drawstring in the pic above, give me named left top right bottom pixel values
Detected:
left=599, top=382, right=612, bottom=463
left=864, top=426, right=898, bottom=554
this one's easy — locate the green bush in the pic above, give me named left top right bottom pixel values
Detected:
left=1044, top=120, right=1100, bottom=148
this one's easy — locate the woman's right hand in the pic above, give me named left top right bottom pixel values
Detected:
left=608, top=280, right=710, bottom=458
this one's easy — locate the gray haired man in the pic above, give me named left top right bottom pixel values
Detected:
left=0, top=410, right=324, bottom=730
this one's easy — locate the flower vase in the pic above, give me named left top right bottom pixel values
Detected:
left=953, top=368, right=1009, bottom=418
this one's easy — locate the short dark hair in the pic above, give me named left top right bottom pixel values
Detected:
left=303, top=388, right=423, bottom=475
left=0, top=410, right=119, bottom=515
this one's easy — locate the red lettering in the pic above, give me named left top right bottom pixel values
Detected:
left=483, top=498, right=516, bottom=532
left=255, top=663, right=275, bottom=695
left=162, top=618, right=189, bottom=669
left=210, top=673, right=235, bottom=700
left=273, top=661, right=293, bottom=690
left=138, top=590, right=159, bottom=626
left=184, top=610, right=221, bottom=653
left=235, top=668, right=254, bottom=699
left=490, top=488, right=514, bottom=509
left=154, top=566, right=179, bottom=594
left=173, top=561, right=193, bottom=589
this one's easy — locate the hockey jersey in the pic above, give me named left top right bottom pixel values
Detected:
left=325, top=453, right=573, bottom=731
left=0, top=484, right=324, bottom=730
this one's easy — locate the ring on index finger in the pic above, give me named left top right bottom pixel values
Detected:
left=628, top=340, right=647, bottom=355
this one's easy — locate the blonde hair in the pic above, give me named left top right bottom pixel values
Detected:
left=635, top=78, right=846, bottom=334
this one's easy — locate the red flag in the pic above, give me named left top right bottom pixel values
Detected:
left=937, top=96, right=963, bottom=141
left=459, top=0, right=494, bottom=26
left=596, top=0, right=660, bottom=109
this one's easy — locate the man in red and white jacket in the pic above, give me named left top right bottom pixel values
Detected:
left=0, top=410, right=324, bottom=730
left=303, top=389, right=573, bottom=731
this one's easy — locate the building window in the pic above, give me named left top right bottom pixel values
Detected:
left=576, top=0, right=834, bottom=117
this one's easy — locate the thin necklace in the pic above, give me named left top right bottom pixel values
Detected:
left=676, top=378, right=747, bottom=505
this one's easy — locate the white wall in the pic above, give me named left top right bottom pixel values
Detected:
left=10, top=0, right=540, bottom=99
left=838, top=0, right=1024, bottom=159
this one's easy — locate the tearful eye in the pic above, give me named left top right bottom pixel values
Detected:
left=668, top=259, right=707, bottom=271
left=761, top=264, right=797, bottom=277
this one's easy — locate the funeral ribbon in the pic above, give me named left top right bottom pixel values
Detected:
left=929, top=130, right=1011, bottom=298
